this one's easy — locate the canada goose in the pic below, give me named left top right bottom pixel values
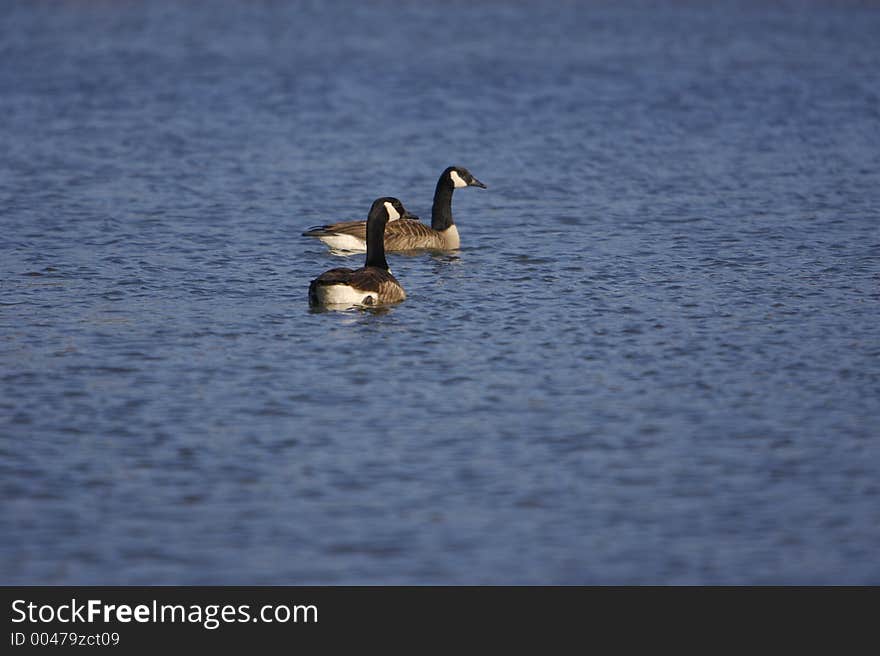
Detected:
left=308, top=198, right=407, bottom=307
left=302, top=166, right=486, bottom=252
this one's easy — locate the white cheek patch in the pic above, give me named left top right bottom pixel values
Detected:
left=450, top=170, right=468, bottom=188
left=384, top=201, right=401, bottom=221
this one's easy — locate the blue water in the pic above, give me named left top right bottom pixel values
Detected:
left=2, top=0, right=879, bottom=584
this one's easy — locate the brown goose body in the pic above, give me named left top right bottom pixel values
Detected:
left=308, top=198, right=406, bottom=308
left=306, top=218, right=459, bottom=251
left=308, top=266, right=406, bottom=306
left=302, top=166, right=485, bottom=252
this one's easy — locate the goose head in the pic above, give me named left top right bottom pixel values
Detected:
left=369, top=197, right=408, bottom=224
left=445, top=166, right=487, bottom=189
left=381, top=196, right=419, bottom=221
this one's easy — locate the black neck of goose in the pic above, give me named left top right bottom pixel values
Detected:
left=365, top=211, right=389, bottom=270
left=430, top=175, right=455, bottom=232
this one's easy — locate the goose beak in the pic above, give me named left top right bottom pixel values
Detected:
left=470, top=177, right=487, bottom=189
left=402, top=210, right=420, bottom=221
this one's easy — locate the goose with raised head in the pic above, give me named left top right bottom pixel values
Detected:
left=302, top=166, right=486, bottom=252
left=308, top=197, right=407, bottom=308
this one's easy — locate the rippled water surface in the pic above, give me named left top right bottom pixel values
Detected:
left=2, top=1, right=879, bottom=584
